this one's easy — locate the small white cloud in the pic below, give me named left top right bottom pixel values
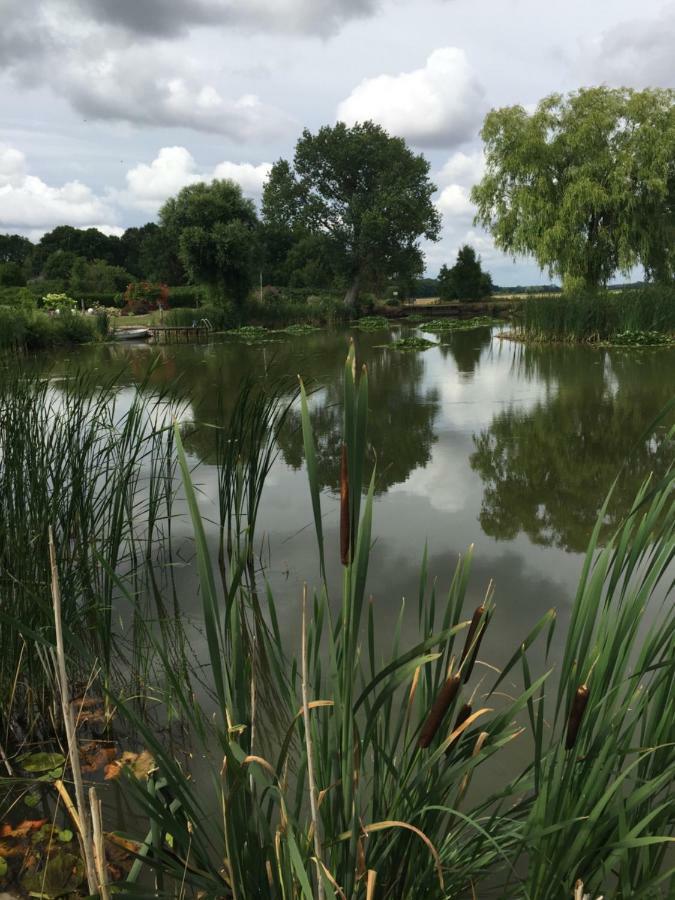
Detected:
left=125, top=147, right=202, bottom=213
left=436, top=184, right=474, bottom=218
left=123, top=147, right=273, bottom=214
left=437, top=150, right=485, bottom=188
left=0, top=144, right=114, bottom=232
left=212, top=161, right=273, bottom=197
left=336, top=47, right=486, bottom=148
left=0, top=145, right=28, bottom=187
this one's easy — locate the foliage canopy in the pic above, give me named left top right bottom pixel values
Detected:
left=472, top=87, right=675, bottom=289
left=262, top=121, right=441, bottom=305
left=160, top=179, right=258, bottom=306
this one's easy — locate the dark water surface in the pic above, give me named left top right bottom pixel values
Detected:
left=44, top=324, right=674, bottom=670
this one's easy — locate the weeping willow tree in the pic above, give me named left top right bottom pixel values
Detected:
left=471, top=87, right=675, bottom=291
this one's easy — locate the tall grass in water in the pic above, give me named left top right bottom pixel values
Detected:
left=0, top=365, right=182, bottom=735
left=517, top=285, right=675, bottom=343
left=110, top=344, right=673, bottom=898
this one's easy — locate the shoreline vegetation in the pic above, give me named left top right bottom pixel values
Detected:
left=0, top=349, right=673, bottom=898
left=1, top=282, right=674, bottom=355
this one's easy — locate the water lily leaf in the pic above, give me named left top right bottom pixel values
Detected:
left=24, top=793, right=40, bottom=809
left=21, top=851, right=84, bottom=898
left=17, top=753, right=65, bottom=774
left=57, top=830, right=72, bottom=844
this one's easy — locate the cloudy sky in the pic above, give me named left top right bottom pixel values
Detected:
left=1, top=0, right=673, bottom=283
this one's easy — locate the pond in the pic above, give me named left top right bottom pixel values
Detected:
left=40, top=322, right=674, bottom=674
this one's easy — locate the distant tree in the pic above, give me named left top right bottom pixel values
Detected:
left=0, top=261, right=27, bottom=287
left=69, top=258, right=132, bottom=296
left=35, top=226, right=123, bottom=272
left=44, top=250, right=80, bottom=283
left=160, top=180, right=258, bottom=306
left=262, top=122, right=441, bottom=306
left=472, top=87, right=675, bottom=290
left=438, top=245, right=493, bottom=300
left=0, top=233, right=33, bottom=265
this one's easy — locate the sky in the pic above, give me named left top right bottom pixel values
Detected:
left=1, top=0, right=674, bottom=283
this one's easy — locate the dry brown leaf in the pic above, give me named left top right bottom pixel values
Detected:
left=0, top=819, right=47, bottom=839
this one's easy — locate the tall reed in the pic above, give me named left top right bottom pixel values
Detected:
left=516, top=285, right=675, bottom=343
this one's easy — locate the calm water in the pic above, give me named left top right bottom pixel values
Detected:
left=44, top=324, right=674, bottom=672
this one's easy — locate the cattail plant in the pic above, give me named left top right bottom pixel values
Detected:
left=418, top=672, right=462, bottom=748
left=564, top=684, right=590, bottom=750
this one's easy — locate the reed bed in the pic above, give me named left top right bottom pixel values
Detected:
left=516, top=286, right=675, bottom=343
left=0, top=349, right=672, bottom=898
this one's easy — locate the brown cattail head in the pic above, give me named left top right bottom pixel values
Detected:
left=565, top=684, right=590, bottom=750
left=418, top=673, right=461, bottom=748
left=460, top=605, right=490, bottom=682
left=340, top=443, right=350, bottom=566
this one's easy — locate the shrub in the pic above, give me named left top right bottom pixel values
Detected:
left=0, top=261, right=27, bottom=287
left=167, top=285, right=206, bottom=308
left=42, top=292, right=77, bottom=312
left=0, top=307, right=99, bottom=352
left=0, top=287, right=36, bottom=310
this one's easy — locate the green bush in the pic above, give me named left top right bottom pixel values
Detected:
left=167, top=285, right=206, bottom=308
left=0, top=307, right=100, bottom=352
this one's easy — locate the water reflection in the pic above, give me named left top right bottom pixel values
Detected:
left=470, top=343, right=675, bottom=551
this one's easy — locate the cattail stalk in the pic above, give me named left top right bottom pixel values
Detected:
left=565, top=684, right=590, bottom=750
left=418, top=673, right=461, bottom=748
left=460, top=604, right=489, bottom=682
left=340, top=444, right=350, bottom=566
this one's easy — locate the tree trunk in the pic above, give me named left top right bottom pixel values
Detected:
left=344, top=274, right=360, bottom=308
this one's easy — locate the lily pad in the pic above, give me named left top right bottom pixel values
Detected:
left=17, top=753, right=65, bottom=774
left=21, top=851, right=84, bottom=898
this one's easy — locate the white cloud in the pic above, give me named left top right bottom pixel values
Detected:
left=437, top=150, right=485, bottom=188
left=213, top=160, right=273, bottom=197
left=124, top=148, right=273, bottom=214
left=436, top=184, right=474, bottom=218
left=0, top=144, right=115, bottom=232
left=125, top=147, right=202, bottom=212
left=336, top=47, right=486, bottom=148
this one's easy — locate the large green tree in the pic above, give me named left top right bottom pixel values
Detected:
left=472, top=87, right=675, bottom=290
left=160, top=180, right=258, bottom=306
left=262, top=122, right=441, bottom=306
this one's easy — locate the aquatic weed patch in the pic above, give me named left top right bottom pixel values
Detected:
left=379, top=335, right=437, bottom=351
left=607, top=330, right=674, bottom=347
left=351, top=315, right=390, bottom=331
left=279, top=323, right=322, bottom=335
left=422, top=316, right=503, bottom=332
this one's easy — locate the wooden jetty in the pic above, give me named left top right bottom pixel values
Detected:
left=147, top=324, right=211, bottom=344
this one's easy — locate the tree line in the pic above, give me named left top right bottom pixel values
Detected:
left=2, top=86, right=673, bottom=308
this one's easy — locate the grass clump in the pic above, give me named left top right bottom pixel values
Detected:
left=0, top=307, right=102, bottom=353
left=518, top=285, right=675, bottom=343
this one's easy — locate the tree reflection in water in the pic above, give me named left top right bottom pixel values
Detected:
left=470, top=343, right=674, bottom=552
